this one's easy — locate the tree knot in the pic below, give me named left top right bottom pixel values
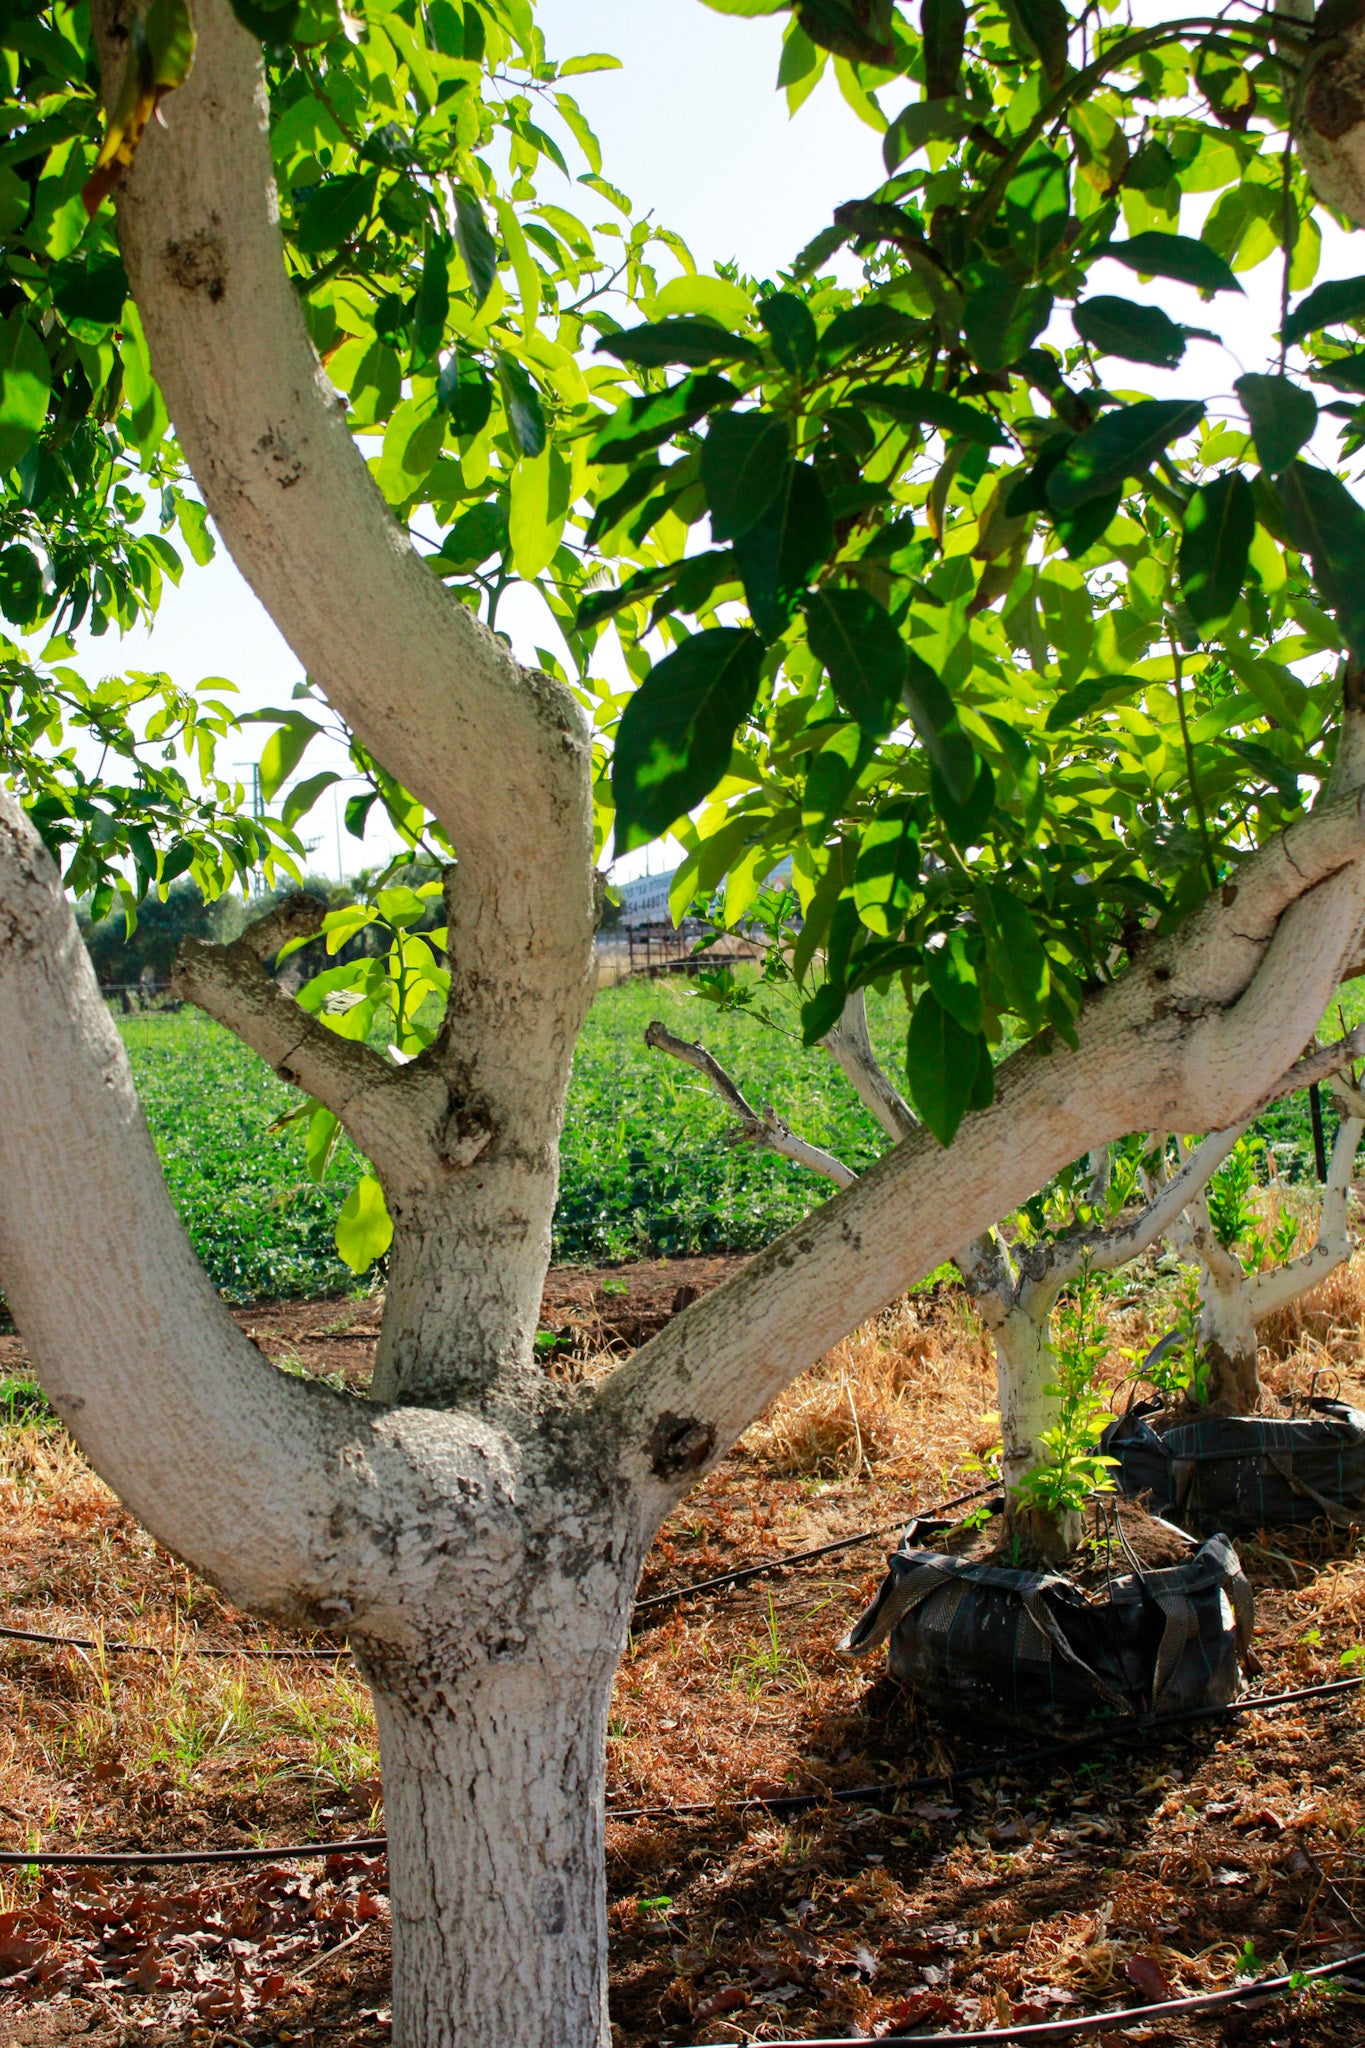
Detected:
left=646, top=1411, right=716, bottom=1481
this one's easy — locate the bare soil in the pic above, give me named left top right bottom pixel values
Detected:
left=4, top=1260, right=1365, bottom=2046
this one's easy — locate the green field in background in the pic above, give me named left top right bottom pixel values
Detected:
left=115, top=971, right=1351, bottom=1302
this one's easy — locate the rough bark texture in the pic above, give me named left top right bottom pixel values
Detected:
left=1297, top=17, right=1365, bottom=227
left=1, top=7, right=1364, bottom=2043
left=367, top=1660, right=618, bottom=2048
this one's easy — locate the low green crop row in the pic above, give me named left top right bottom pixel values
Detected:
left=109, top=971, right=1353, bottom=1304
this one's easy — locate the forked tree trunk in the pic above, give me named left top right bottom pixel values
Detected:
left=1196, top=1275, right=1262, bottom=1413
left=367, top=1653, right=619, bottom=2048
left=991, top=1307, right=1082, bottom=1559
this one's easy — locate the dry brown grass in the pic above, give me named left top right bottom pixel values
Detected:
left=741, top=1292, right=999, bottom=1486
left=8, top=1272, right=1365, bottom=2043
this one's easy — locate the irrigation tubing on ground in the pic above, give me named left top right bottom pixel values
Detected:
left=0, top=1836, right=390, bottom=1869
left=675, top=1947, right=1365, bottom=2048
left=630, top=1483, right=999, bottom=1619
left=3, top=1673, right=1361, bottom=1869
left=602, top=1674, right=1365, bottom=1822
left=0, top=1624, right=346, bottom=1660
left=0, top=1482, right=1000, bottom=1664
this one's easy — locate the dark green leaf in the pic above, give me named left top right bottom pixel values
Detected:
left=805, top=587, right=904, bottom=735
left=1225, top=735, right=1301, bottom=803
left=0, top=543, right=42, bottom=624
left=1045, top=672, right=1147, bottom=730
left=296, top=171, right=377, bottom=256
left=438, top=499, right=505, bottom=570
left=925, top=929, right=984, bottom=1033
left=883, top=96, right=972, bottom=171
left=1234, top=373, right=1317, bottom=476
left=1005, top=432, right=1073, bottom=515
left=651, top=549, right=738, bottom=625
left=1054, top=486, right=1121, bottom=556
left=1276, top=459, right=1365, bottom=657
left=733, top=462, right=834, bottom=638
left=759, top=293, right=819, bottom=375
left=596, top=319, right=761, bottom=369
left=804, top=727, right=874, bottom=838
left=902, top=647, right=977, bottom=802
left=229, top=0, right=301, bottom=43
left=1308, top=353, right=1365, bottom=395
left=963, top=269, right=1053, bottom=372
left=979, top=882, right=1049, bottom=1029
left=1283, top=274, right=1365, bottom=348
left=412, top=237, right=449, bottom=362
left=1179, top=472, right=1254, bottom=632
left=701, top=412, right=792, bottom=541
left=1047, top=398, right=1205, bottom=510
left=345, top=791, right=378, bottom=838
left=437, top=349, right=493, bottom=436
left=1097, top=231, right=1241, bottom=296
left=1073, top=294, right=1193, bottom=368
left=577, top=561, right=682, bottom=630
left=49, top=252, right=129, bottom=335
left=931, top=756, right=994, bottom=848
left=496, top=351, right=546, bottom=457
left=905, top=989, right=982, bottom=1147
left=0, top=311, right=50, bottom=473
left=1005, top=145, right=1070, bottom=272
left=792, top=222, right=852, bottom=279
left=612, top=628, right=764, bottom=852
left=854, top=801, right=921, bottom=937
left=1003, top=0, right=1069, bottom=82
left=584, top=461, right=666, bottom=547
left=795, top=0, right=895, bottom=65
left=453, top=186, right=498, bottom=305
left=818, top=302, right=920, bottom=364
left=854, top=382, right=1007, bottom=446
left=922, top=0, right=966, bottom=99
left=589, top=372, right=737, bottom=464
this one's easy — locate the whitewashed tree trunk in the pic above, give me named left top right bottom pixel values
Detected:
left=369, top=1660, right=617, bottom=2048
left=3, top=6, right=1365, bottom=2042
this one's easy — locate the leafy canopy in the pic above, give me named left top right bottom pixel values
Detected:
left=577, top=0, right=1365, bottom=1149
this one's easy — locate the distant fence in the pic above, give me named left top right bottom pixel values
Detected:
left=595, top=927, right=763, bottom=986
left=99, top=984, right=185, bottom=1015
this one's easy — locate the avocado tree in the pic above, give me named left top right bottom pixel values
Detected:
left=8, top=1, right=1365, bottom=2045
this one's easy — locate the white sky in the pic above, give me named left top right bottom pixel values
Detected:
left=53, top=3, right=1364, bottom=880
left=62, top=0, right=880, bottom=880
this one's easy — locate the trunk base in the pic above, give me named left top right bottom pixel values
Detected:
left=369, top=1654, right=616, bottom=2048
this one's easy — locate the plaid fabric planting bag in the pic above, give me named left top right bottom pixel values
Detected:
left=1102, top=1398, right=1365, bottom=1536
left=839, top=1526, right=1255, bottom=1723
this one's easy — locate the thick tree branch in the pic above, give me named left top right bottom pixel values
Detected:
left=95, top=0, right=596, bottom=982
left=173, top=899, right=462, bottom=1188
left=644, top=1021, right=856, bottom=1186
left=0, top=796, right=366, bottom=1615
left=596, top=791, right=1365, bottom=1526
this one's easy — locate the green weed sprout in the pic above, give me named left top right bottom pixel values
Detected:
left=1134, top=1268, right=1210, bottom=1409
left=1010, top=1263, right=1118, bottom=1524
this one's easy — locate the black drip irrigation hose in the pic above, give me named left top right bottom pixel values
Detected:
left=0, top=1482, right=998, bottom=1664
left=0, top=1624, right=345, bottom=1660
left=3, top=1673, right=1360, bottom=1870
left=631, top=1482, right=997, bottom=1618
left=675, top=1947, right=1365, bottom=2048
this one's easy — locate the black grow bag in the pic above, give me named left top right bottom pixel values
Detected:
left=839, top=1524, right=1254, bottom=1724
left=1102, top=1397, right=1365, bottom=1536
